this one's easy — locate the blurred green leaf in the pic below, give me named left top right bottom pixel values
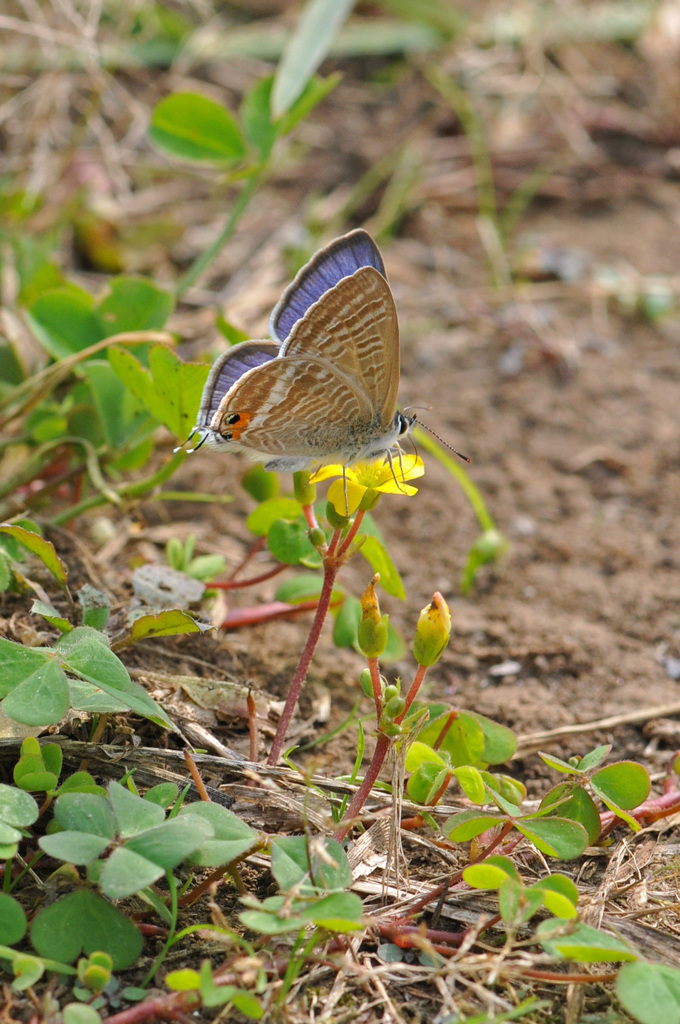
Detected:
left=272, top=0, right=355, bottom=118
left=150, top=92, right=246, bottom=163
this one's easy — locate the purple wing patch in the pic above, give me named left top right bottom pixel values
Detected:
left=197, top=341, right=278, bottom=426
left=269, top=229, right=386, bottom=343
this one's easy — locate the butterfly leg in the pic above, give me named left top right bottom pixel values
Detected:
left=384, top=446, right=408, bottom=494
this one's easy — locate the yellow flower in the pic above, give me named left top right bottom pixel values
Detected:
left=313, top=456, right=424, bottom=517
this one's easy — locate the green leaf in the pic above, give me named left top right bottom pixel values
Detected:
left=0, top=784, right=39, bottom=844
left=39, top=830, right=111, bottom=865
left=275, top=573, right=336, bottom=604
left=463, top=856, right=519, bottom=890
left=2, top=661, right=70, bottom=726
left=180, top=802, right=259, bottom=867
left=540, top=783, right=601, bottom=845
left=55, top=793, right=115, bottom=838
left=97, top=277, right=173, bottom=334
left=270, top=835, right=311, bottom=891
left=107, top=781, right=164, bottom=838
left=0, top=639, right=51, bottom=696
left=30, top=890, right=143, bottom=969
left=539, top=751, right=579, bottom=774
left=63, top=1004, right=102, bottom=1024
left=277, top=74, right=340, bottom=138
left=332, top=594, right=360, bottom=648
left=0, top=893, right=27, bottom=944
left=128, top=609, right=206, bottom=643
left=267, top=518, right=316, bottom=565
left=616, top=961, right=680, bottom=1024
left=57, top=631, right=173, bottom=730
left=357, top=535, right=404, bottom=599
left=529, top=875, right=579, bottom=919
left=516, top=817, right=588, bottom=860
left=241, top=76, right=277, bottom=159
left=298, top=891, right=364, bottom=931
left=590, top=762, right=650, bottom=811
left=271, top=0, right=355, bottom=118
left=404, top=741, right=446, bottom=773
left=466, top=711, right=517, bottom=764
left=246, top=498, right=302, bottom=536
left=27, top=287, right=102, bottom=359
left=443, top=809, right=505, bottom=842
left=241, top=463, right=279, bottom=502
left=150, top=92, right=246, bottom=163
left=576, top=744, right=611, bottom=772
left=108, top=345, right=210, bottom=439
left=417, top=711, right=485, bottom=768
left=100, top=846, right=166, bottom=899
left=0, top=525, right=68, bottom=589
left=453, top=765, right=486, bottom=804
left=30, top=599, right=72, bottom=632
left=77, top=586, right=111, bottom=632
left=537, top=918, right=637, bottom=962
left=143, top=783, right=179, bottom=809
left=80, top=360, right=149, bottom=449
left=8, top=952, right=45, bottom=990
left=124, top=814, right=213, bottom=869
left=165, top=968, right=201, bottom=991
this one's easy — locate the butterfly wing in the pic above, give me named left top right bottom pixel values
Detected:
left=196, top=340, right=278, bottom=427
left=281, top=266, right=400, bottom=427
left=269, top=229, right=386, bottom=343
left=210, top=355, right=373, bottom=468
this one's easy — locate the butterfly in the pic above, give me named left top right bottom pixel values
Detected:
left=183, top=229, right=415, bottom=474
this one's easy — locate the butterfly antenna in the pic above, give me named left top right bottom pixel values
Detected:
left=173, top=430, right=195, bottom=454
left=417, top=420, right=470, bottom=464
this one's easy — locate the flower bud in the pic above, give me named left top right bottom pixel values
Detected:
left=294, top=471, right=316, bottom=507
left=383, top=683, right=400, bottom=702
left=413, top=592, right=451, bottom=667
left=308, top=527, right=327, bottom=549
left=472, top=529, right=508, bottom=565
left=357, top=574, right=388, bottom=659
left=359, top=668, right=374, bottom=698
left=358, top=488, right=382, bottom=512
left=325, top=501, right=350, bottom=530
left=383, top=695, right=406, bottom=719
left=379, top=717, right=403, bottom=737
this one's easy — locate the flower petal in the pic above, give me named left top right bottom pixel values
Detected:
left=327, top=478, right=366, bottom=517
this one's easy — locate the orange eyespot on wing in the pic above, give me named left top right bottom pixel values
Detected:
left=217, top=410, right=253, bottom=441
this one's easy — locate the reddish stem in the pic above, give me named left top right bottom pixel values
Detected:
left=183, top=751, right=210, bottom=802
left=396, top=664, right=427, bottom=723
left=334, top=731, right=391, bottom=841
left=367, top=656, right=382, bottom=718
left=337, top=510, right=365, bottom=558
left=221, top=597, right=341, bottom=629
left=208, top=564, right=287, bottom=590
left=267, top=549, right=340, bottom=765
left=302, top=502, right=319, bottom=530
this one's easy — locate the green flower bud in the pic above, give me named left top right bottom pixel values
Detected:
left=357, top=575, right=388, bottom=658
left=413, top=592, right=451, bottom=667
left=383, top=683, right=400, bottom=702
left=379, top=718, right=403, bottom=737
left=472, top=529, right=508, bottom=566
left=358, top=487, right=382, bottom=512
left=326, top=501, right=350, bottom=530
left=294, top=471, right=316, bottom=506
left=383, top=695, right=406, bottom=719
left=308, top=527, right=327, bottom=549
left=359, top=668, right=374, bottom=698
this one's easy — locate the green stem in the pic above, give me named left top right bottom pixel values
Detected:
left=176, top=171, right=264, bottom=296
left=48, top=450, right=186, bottom=526
left=142, top=871, right=179, bottom=988
left=414, top=427, right=494, bottom=532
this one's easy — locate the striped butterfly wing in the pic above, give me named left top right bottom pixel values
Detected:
left=210, top=355, right=372, bottom=463
left=269, top=229, right=386, bottom=343
left=199, top=340, right=278, bottom=428
left=281, top=266, right=400, bottom=429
